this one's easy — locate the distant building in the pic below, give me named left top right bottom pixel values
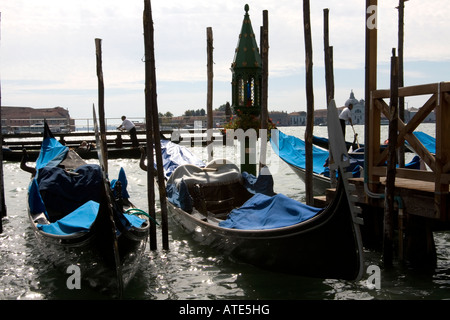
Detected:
left=406, top=107, right=435, bottom=123
left=1, top=106, right=74, bottom=133
left=288, top=111, right=306, bottom=126
left=269, top=111, right=289, bottom=126
left=343, top=90, right=365, bottom=125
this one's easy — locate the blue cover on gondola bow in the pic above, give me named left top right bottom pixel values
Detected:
left=111, top=167, right=130, bottom=199
left=271, top=130, right=330, bottom=175
left=219, top=193, right=322, bottom=230
left=159, top=139, right=205, bottom=179
left=37, top=200, right=100, bottom=235
left=412, top=131, right=436, bottom=154
left=35, top=136, right=69, bottom=170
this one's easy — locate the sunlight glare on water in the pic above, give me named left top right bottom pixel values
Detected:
left=0, top=124, right=449, bottom=301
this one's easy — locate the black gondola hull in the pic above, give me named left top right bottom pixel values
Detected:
left=168, top=182, right=363, bottom=280
left=28, top=200, right=149, bottom=293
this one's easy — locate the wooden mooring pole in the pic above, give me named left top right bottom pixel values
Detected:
left=397, top=0, right=406, bottom=168
left=303, top=0, right=314, bottom=205
left=206, top=27, right=214, bottom=162
left=323, top=8, right=336, bottom=187
left=144, top=0, right=169, bottom=250
left=383, top=49, right=399, bottom=267
left=259, top=10, right=269, bottom=171
left=0, top=12, right=5, bottom=234
left=95, top=38, right=108, bottom=173
left=323, top=9, right=334, bottom=105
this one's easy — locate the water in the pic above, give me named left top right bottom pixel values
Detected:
left=0, top=124, right=449, bottom=301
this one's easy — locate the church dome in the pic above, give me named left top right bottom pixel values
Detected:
left=345, top=90, right=359, bottom=107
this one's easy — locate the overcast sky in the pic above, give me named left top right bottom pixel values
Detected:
left=1, top=0, right=449, bottom=120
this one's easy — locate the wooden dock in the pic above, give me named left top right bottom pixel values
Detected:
left=314, top=81, right=450, bottom=269
left=2, top=129, right=226, bottom=154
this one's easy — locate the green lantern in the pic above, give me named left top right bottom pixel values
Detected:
left=229, top=4, right=262, bottom=175
left=231, top=4, right=262, bottom=120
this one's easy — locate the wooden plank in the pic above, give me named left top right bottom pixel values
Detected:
left=372, top=82, right=448, bottom=99
left=370, top=167, right=450, bottom=185
left=396, top=168, right=435, bottom=182
left=399, top=83, right=441, bottom=97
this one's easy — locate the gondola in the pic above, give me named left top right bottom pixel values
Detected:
left=313, top=134, right=363, bottom=151
left=164, top=161, right=363, bottom=280
left=141, top=102, right=365, bottom=280
left=22, top=122, right=149, bottom=296
left=271, top=130, right=421, bottom=195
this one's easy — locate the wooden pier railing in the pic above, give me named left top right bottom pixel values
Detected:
left=368, top=82, right=450, bottom=221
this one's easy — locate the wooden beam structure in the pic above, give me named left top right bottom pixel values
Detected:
left=367, top=82, right=450, bottom=221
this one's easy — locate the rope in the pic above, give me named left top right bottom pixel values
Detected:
left=125, top=208, right=160, bottom=226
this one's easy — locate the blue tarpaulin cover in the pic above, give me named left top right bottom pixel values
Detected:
left=241, top=168, right=275, bottom=196
left=30, top=132, right=145, bottom=235
left=412, top=131, right=436, bottom=154
left=35, top=164, right=103, bottom=220
left=35, top=137, right=68, bottom=170
left=219, top=193, right=322, bottom=230
left=271, top=130, right=424, bottom=178
left=37, top=200, right=99, bottom=235
left=166, top=179, right=193, bottom=213
left=271, top=130, right=331, bottom=175
left=122, top=214, right=146, bottom=229
left=159, top=139, right=205, bottom=179
left=111, top=167, right=130, bottom=199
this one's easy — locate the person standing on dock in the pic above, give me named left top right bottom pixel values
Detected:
left=117, top=116, right=139, bottom=148
left=338, top=103, right=353, bottom=138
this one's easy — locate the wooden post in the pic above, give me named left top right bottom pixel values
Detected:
left=323, top=9, right=334, bottom=105
left=323, top=8, right=336, bottom=186
left=397, top=0, right=406, bottom=168
left=206, top=27, right=214, bottom=162
left=259, top=10, right=269, bottom=171
left=303, top=0, right=314, bottom=205
left=383, top=49, right=398, bottom=267
left=435, top=83, right=450, bottom=220
left=95, top=38, right=108, bottom=173
left=365, top=0, right=378, bottom=190
left=144, top=0, right=169, bottom=250
left=0, top=12, right=5, bottom=233
left=143, top=14, right=157, bottom=251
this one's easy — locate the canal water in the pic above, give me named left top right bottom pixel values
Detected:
left=0, top=124, right=448, bottom=302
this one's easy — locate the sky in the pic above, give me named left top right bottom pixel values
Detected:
left=1, top=0, right=449, bottom=121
